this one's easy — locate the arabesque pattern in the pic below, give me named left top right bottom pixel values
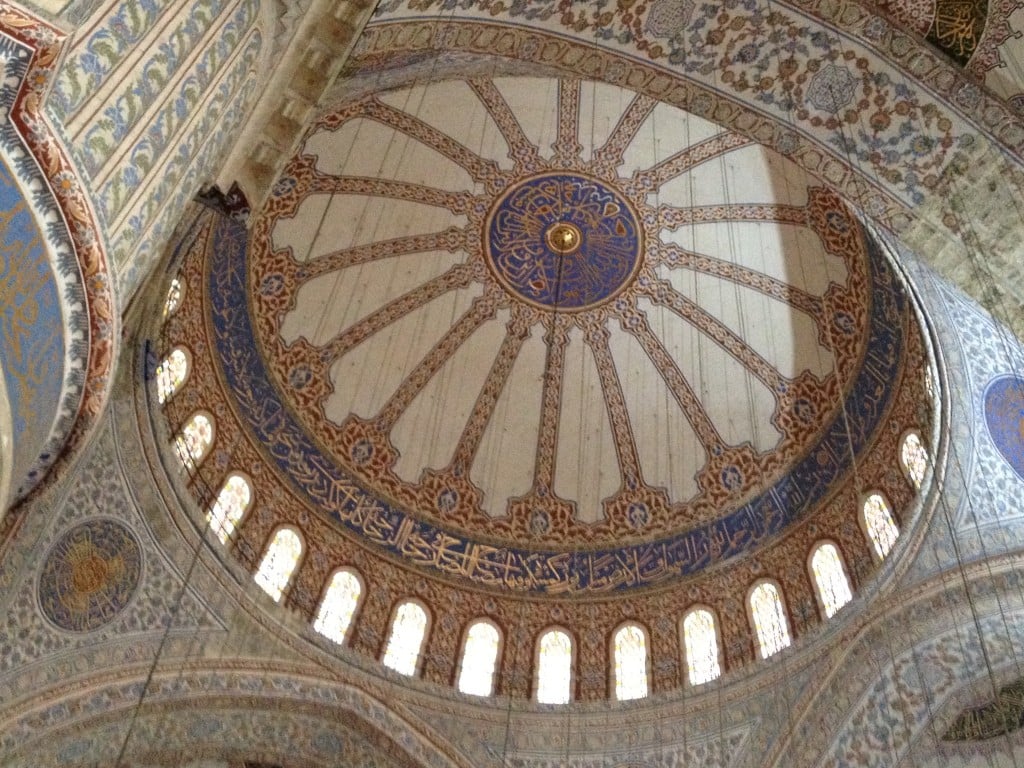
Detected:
left=247, top=78, right=899, bottom=561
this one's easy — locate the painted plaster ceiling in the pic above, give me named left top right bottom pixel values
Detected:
left=171, top=67, right=929, bottom=694
left=246, top=75, right=907, bottom=566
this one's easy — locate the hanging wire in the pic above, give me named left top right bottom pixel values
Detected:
left=879, top=36, right=1024, bottom=764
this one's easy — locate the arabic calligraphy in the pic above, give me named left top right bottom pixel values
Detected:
left=211, top=214, right=907, bottom=593
left=485, top=173, right=641, bottom=311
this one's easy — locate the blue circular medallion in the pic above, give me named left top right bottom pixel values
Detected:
left=985, top=375, right=1024, bottom=480
left=485, top=173, right=642, bottom=310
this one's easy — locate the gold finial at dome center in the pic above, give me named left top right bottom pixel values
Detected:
left=545, top=222, right=582, bottom=254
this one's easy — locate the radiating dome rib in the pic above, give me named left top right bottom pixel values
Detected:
left=491, top=77, right=561, bottom=157
left=295, top=227, right=469, bottom=283
left=315, top=263, right=479, bottom=363
left=467, top=78, right=541, bottom=172
left=612, top=300, right=724, bottom=453
left=372, top=294, right=500, bottom=434
left=554, top=327, right=622, bottom=523
left=446, top=309, right=532, bottom=477
left=608, top=317, right=706, bottom=502
left=391, top=310, right=510, bottom=484
left=589, top=91, right=657, bottom=177
left=627, top=132, right=752, bottom=194
left=552, top=78, right=583, bottom=166
left=324, top=285, right=484, bottom=423
left=651, top=241, right=827, bottom=330
left=379, top=80, right=516, bottom=172
left=250, top=75, right=885, bottom=548
left=306, top=118, right=478, bottom=191
left=656, top=201, right=809, bottom=230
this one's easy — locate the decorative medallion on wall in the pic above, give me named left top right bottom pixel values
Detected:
left=38, top=519, right=142, bottom=631
left=984, top=375, right=1024, bottom=479
left=943, top=675, right=1024, bottom=741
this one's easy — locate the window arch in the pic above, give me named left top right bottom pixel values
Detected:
left=156, top=347, right=190, bottom=404
left=207, top=472, right=252, bottom=544
left=382, top=601, right=429, bottom=676
left=861, top=492, right=900, bottom=560
left=314, top=568, right=363, bottom=645
left=174, top=411, right=214, bottom=471
left=254, top=526, right=303, bottom=602
left=900, top=430, right=928, bottom=490
left=164, top=277, right=183, bottom=317
left=682, top=607, right=722, bottom=686
left=457, top=620, right=501, bottom=697
left=809, top=541, right=853, bottom=618
left=535, top=628, right=573, bottom=704
left=613, top=622, right=649, bottom=701
left=749, top=580, right=791, bottom=659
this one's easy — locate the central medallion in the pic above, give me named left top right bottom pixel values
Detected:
left=545, top=222, right=582, bottom=254
left=485, top=172, right=642, bottom=311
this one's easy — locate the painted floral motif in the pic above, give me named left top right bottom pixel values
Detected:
left=805, top=64, right=857, bottom=113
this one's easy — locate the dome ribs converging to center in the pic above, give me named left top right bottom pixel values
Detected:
left=239, top=75, right=908, bottom=570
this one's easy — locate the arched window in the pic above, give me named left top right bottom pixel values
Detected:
left=457, top=620, right=501, bottom=697
left=382, top=601, right=428, bottom=676
left=314, top=568, right=362, bottom=644
left=207, top=473, right=252, bottom=544
left=900, top=431, right=928, bottom=489
left=156, top=347, right=189, bottom=404
left=254, top=526, right=303, bottom=602
left=613, top=623, right=649, bottom=701
left=809, top=541, right=853, bottom=618
left=749, top=581, right=791, bottom=659
left=174, top=411, right=214, bottom=471
left=164, top=277, right=183, bottom=317
left=535, top=629, right=573, bottom=704
left=682, top=607, right=722, bottom=686
left=862, top=492, right=900, bottom=560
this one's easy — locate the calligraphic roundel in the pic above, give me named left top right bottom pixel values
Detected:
left=485, top=172, right=642, bottom=311
left=985, top=375, right=1024, bottom=479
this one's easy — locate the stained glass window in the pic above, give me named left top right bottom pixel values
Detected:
left=613, top=623, right=649, bottom=701
left=749, top=581, right=791, bottom=659
left=863, top=492, right=900, bottom=560
left=254, top=526, right=303, bottom=602
left=536, top=629, right=573, bottom=704
left=207, top=473, right=252, bottom=544
left=900, top=431, right=928, bottom=490
left=810, top=542, right=853, bottom=618
left=164, top=277, right=183, bottom=316
left=174, top=412, right=213, bottom=471
left=683, top=608, right=722, bottom=686
left=382, top=601, right=428, bottom=676
left=156, top=347, right=189, bottom=404
left=314, top=569, right=362, bottom=644
left=457, top=620, right=501, bottom=696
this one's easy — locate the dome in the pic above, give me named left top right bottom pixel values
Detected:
left=160, top=74, right=933, bottom=698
